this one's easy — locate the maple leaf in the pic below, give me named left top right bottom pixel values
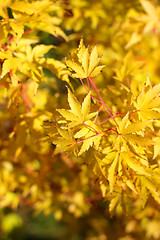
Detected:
left=109, top=193, right=121, bottom=216
left=114, top=51, right=143, bottom=82
left=52, top=127, right=78, bottom=156
left=153, top=137, right=160, bottom=159
left=77, top=121, right=102, bottom=156
left=108, top=152, right=119, bottom=193
left=65, top=39, right=105, bottom=79
left=134, top=81, right=160, bottom=124
left=140, top=176, right=160, bottom=205
left=121, top=152, right=151, bottom=177
left=140, top=0, right=160, bottom=33
left=57, top=89, right=97, bottom=127
left=115, top=112, right=154, bottom=153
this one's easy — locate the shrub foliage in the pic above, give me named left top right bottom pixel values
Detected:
left=1, top=0, right=160, bottom=239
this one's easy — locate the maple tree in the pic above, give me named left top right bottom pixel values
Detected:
left=1, top=0, right=160, bottom=239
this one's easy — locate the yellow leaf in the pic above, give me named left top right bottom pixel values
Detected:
left=124, top=134, right=154, bottom=147
left=11, top=74, right=19, bottom=87
left=1, top=58, right=16, bottom=79
left=81, top=92, right=91, bottom=121
left=74, top=128, right=89, bottom=138
left=68, top=88, right=82, bottom=120
left=86, top=112, right=98, bottom=120
left=140, top=177, right=149, bottom=207
left=89, top=65, right=105, bottom=77
left=78, top=138, right=94, bottom=156
left=78, top=130, right=98, bottom=156
left=65, top=59, right=85, bottom=77
left=122, top=152, right=150, bottom=176
left=57, top=109, right=79, bottom=121
left=32, top=44, right=54, bottom=59
left=125, top=32, right=141, bottom=49
left=153, top=137, right=160, bottom=159
left=102, top=151, right=117, bottom=164
left=108, top=153, right=119, bottom=193
left=142, top=84, right=160, bottom=108
left=140, top=0, right=157, bottom=17
left=0, top=50, right=12, bottom=59
left=124, top=120, right=151, bottom=134
left=82, top=48, right=89, bottom=75
left=118, top=112, right=129, bottom=134
left=77, top=39, right=86, bottom=63
left=94, top=154, right=107, bottom=179
left=143, top=177, right=160, bottom=205
left=94, top=133, right=102, bottom=149
left=57, top=128, right=70, bottom=140
left=10, top=21, right=24, bottom=39
left=88, top=46, right=99, bottom=75
left=126, top=179, right=138, bottom=194
left=66, top=40, right=105, bottom=78
left=100, top=181, right=107, bottom=197
left=109, top=194, right=121, bottom=216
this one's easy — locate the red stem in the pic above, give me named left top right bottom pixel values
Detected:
left=88, top=77, right=118, bottom=125
left=76, top=132, right=101, bottom=144
left=83, top=121, right=99, bottom=134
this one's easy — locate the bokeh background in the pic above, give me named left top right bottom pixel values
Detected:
left=1, top=0, right=160, bottom=239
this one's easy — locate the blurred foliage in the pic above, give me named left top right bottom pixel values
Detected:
left=1, top=0, right=160, bottom=239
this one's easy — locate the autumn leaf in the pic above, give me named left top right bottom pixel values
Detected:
left=52, top=127, right=77, bottom=155
left=134, top=82, right=160, bottom=122
left=122, top=152, right=151, bottom=177
left=65, top=39, right=105, bottom=79
left=115, top=112, right=154, bottom=152
left=57, top=89, right=97, bottom=127
left=108, top=152, right=119, bottom=193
